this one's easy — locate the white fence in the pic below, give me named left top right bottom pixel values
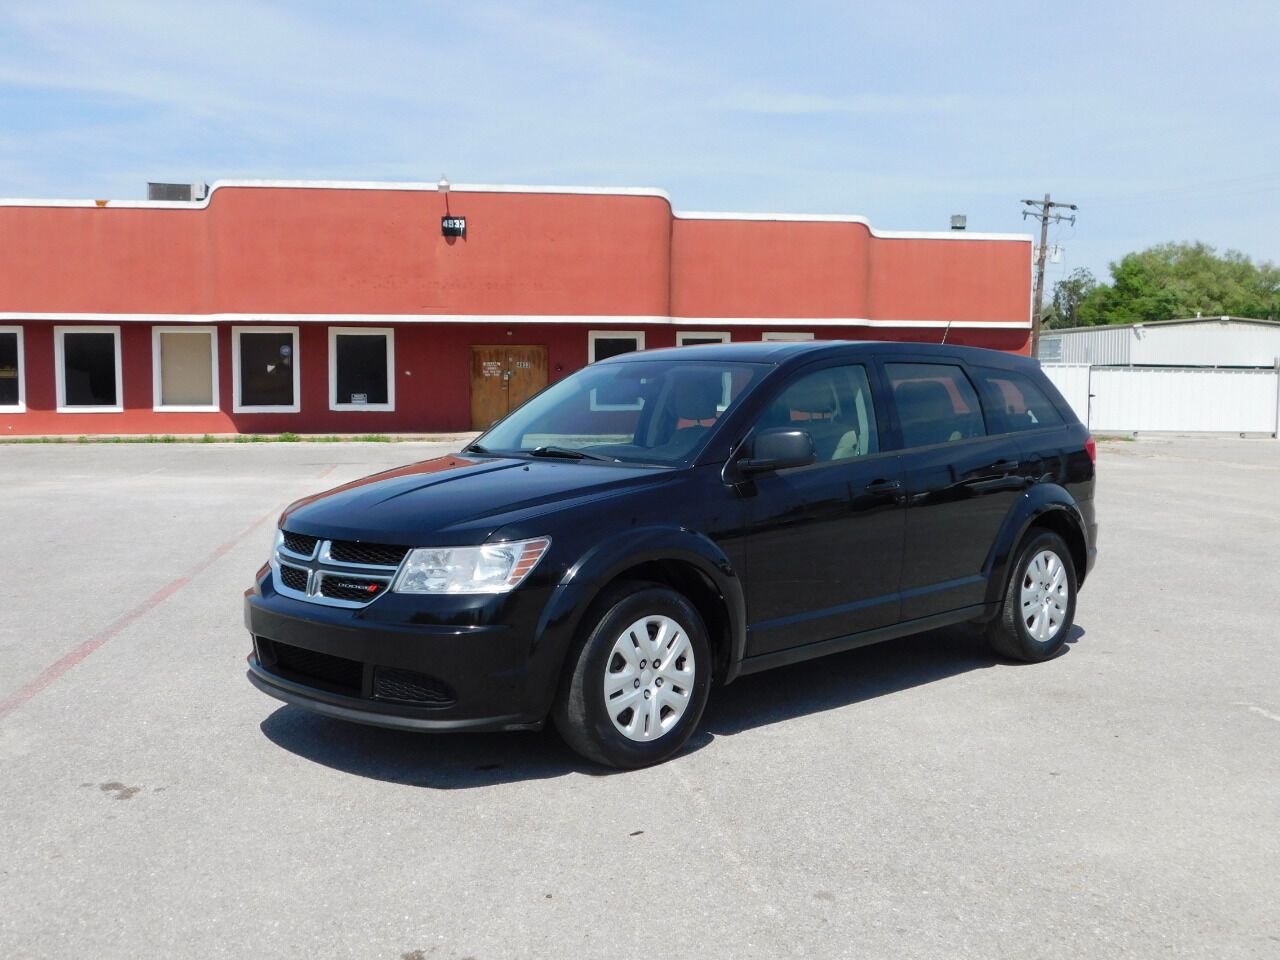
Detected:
left=1041, top=364, right=1280, bottom=436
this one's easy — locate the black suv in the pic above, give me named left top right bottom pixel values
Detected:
left=246, top=341, right=1097, bottom=768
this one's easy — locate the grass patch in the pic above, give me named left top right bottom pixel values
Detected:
left=7, top=433, right=179, bottom=445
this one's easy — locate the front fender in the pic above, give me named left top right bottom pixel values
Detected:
left=983, top=485, right=1090, bottom=610
left=530, top=526, right=747, bottom=693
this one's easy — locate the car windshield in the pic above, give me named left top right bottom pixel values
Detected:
left=472, top=359, right=763, bottom=465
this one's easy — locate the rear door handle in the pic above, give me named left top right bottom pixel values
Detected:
left=992, top=458, right=1021, bottom=471
left=864, top=479, right=902, bottom=494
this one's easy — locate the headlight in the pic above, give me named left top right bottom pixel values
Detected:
left=393, top=537, right=551, bottom=595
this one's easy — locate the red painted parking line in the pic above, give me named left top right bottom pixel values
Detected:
left=0, top=462, right=346, bottom=722
left=1, top=512, right=262, bottom=727
left=0, top=507, right=279, bottom=722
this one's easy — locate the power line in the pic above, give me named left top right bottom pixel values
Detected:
left=1022, top=194, right=1077, bottom=357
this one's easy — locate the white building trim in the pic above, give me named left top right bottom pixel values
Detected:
left=675, top=210, right=1032, bottom=241
left=0, top=178, right=1033, bottom=243
left=0, top=312, right=1032, bottom=330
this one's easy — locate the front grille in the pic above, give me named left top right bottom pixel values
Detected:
left=319, top=574, right=389, bottom=602
left=373, top=667, right=456, bottom=706
left=278, top=564, right=309, bottom=592
left=272, top=534, right=401, bottom=608
left=328, top=540, right=410, bottom=567
left=261, top=638, right=362, bottom=694
left=281, top=530, right=319, bottom=557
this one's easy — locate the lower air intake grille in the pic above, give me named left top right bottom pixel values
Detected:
left=373, top=667, right=456, bottom=706
left=279, top=564, right=309, bottom=592
left=263, top=639, right=362, bottom=694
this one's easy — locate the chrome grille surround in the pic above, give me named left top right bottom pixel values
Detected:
left=271, top=530, right=406, bottom=609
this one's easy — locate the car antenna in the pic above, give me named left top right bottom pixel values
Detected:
left=940, top=319, right=952, bottom=344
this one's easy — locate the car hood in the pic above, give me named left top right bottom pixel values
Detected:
left=279, top=453, right=673, bottom=545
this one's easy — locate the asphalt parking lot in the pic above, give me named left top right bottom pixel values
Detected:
left=1, top=437, right=1277, bottom=959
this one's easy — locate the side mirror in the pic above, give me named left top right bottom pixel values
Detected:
left=738, top=428, right=816, bottom=474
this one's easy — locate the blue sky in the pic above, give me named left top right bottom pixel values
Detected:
left=1, top=0, right=1277, bottom=287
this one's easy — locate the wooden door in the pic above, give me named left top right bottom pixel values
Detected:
left=505, top=345, right=549, bottom=411
left=470, top=345, right=549, bottom=430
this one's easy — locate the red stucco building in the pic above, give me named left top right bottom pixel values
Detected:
left=0, top=179, right=1033, bottom=436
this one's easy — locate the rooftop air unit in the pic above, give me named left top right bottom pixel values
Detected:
left=146, top=181, right=209, bottom=202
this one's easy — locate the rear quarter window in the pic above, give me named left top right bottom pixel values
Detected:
left=976, top=368, right=1065, bottom=434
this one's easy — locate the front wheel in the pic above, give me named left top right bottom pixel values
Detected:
left=553, top=582, right=712, bottom=769
left=986, top=530, right=1077, bottom=662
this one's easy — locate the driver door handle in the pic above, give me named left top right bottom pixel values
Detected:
left=864, top=478, right=902, bottom=494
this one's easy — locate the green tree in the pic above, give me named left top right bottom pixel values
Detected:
left=1076, top=242, right=1279, bottom=325
left=1047, top=268, right=1097, bottom=329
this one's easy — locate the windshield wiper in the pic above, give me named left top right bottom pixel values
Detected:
left=462, top=442, right=492, bottom=455
left=528, top=445, right=616, bottom=462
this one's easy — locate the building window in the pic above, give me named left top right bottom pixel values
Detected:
left=153, top=326, right=219, bottom=412
left=676, top=331, right=730, bottom=347
left=762, top=331, right=815, bottom=341
left=329, top=327, right=394, bottom=411
left=0, top=327, right=24, bottom=412
left=56, top=326, right=123, bottom=412
left=588, top=330, right=645, bottom=363
left=587, top=331, right=645, bottom=411
left=232, top=327, right=299, bottom=413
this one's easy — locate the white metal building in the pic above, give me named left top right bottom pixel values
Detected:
left=1038, top=317, right=1280, bottom=436
left=1039, top=317, right=1280, bottom=367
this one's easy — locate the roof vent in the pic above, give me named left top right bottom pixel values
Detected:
left=146, top=182, right=208, bottom=202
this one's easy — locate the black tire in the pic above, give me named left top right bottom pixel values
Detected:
left=986, top=530, right=1078, bottom=662
left=553, top=581, right=713, bottom=769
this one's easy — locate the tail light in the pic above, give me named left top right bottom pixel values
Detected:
left=1085, top=436, right=1097, bottom=464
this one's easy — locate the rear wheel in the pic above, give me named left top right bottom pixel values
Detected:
left=986, top=530, right=1077, bottom=662
left=553, top=582, right=712, bottom=769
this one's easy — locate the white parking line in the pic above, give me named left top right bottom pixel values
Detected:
left=1234, top=702, right=1280, bottom=723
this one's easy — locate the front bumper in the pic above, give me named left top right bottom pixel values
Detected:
left=244, top=568, right=563, bottom=732
left=246, top=657, right=541, bottom=732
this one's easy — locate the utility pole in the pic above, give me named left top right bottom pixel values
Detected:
left=1021, top=193, right=1077, bottom=356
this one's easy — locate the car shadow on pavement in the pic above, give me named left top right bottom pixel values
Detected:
left=258, top=707, right=593, bottom=789
left=259, top=622, right=1085, bottom=789
left=698, top=621, right=1083, bottom=738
